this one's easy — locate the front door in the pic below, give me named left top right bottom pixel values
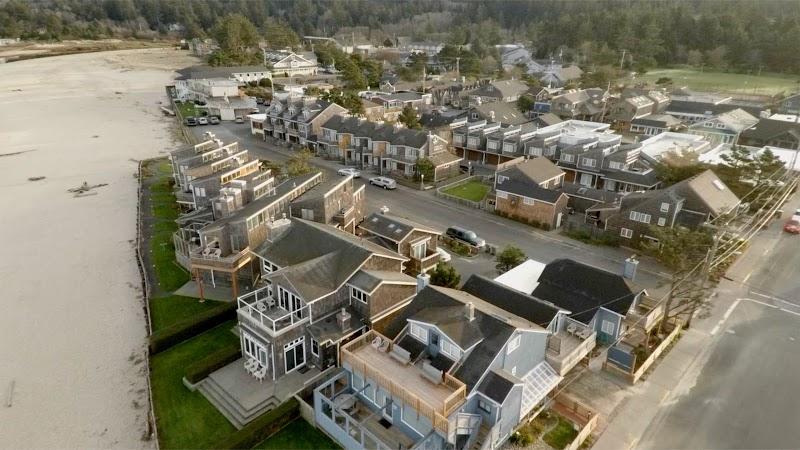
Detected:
left=377, top=390, right=393, bottom=422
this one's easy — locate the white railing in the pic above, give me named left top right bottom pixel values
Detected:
left=237, top=287, right=309, bottom=336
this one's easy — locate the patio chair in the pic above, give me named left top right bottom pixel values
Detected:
left=244, top=358, right=257, bottom=374
left=567, top=323, right=577, bottom=335
left=256, top=301, right=267, bottom=312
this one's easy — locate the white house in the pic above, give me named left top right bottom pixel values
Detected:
left=264, top=51, right=318, bottom=77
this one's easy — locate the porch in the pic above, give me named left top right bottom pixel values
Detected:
left=407, top=247, right=440, bottom=274
left=546, top=318, right=597, bottom=376
left=624, top=296, right=664, bottom=332
left=237, top=285, right=310, bottom=337
left=315, top=371, right=435, bottom=450
left=197, top=357, right=325, bottom=429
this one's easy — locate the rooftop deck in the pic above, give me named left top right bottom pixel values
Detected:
left=546, top=318, right=597, bottom=376
left=341, top=330, right=466, bottom=433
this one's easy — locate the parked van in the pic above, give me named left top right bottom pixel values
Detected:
left=446, top=226, right=485, bottom=248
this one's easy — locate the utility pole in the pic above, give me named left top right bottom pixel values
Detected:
left=688, top=228, right=721, bottom=328
left=456, top=57, right=460, bottom=79
left=619, top=49, right=627, bottom=70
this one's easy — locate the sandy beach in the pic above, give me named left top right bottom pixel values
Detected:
left=0, top=48, right=197, bottom=448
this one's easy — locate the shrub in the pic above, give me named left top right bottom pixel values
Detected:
left=509, top=430, right=534, bottom=446
left=449, top=240, right=471, bottom=256
left=185, top=345, right=241, bottom=384
left=530, top=219, right=541, bottom=229
left=214, top=398, right=300, bottom=449
left=540, top=222, right=551, bottom=231
left=149, top=301, right=237, bottom=354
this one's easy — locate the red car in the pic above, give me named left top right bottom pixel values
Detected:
left=784, top=218, right=800, bottom=234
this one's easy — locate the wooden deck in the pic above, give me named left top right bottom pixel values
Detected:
left=352, top=344, right=454, bottom=413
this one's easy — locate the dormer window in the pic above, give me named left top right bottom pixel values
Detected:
left=350, top=286, right=368, bottom=304
left=409, top=323, right=428, bottom=342
left=440, top=339, right=460, bottom=359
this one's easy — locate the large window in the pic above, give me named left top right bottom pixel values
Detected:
left=284, top=336, right=305, bottom=373
left=620, top=228, right=633, bottom=239
left=601, top=320, right=615, bottom=336
left=411, top=241, right=428, bottom=260
left=278, top=286, right=304, bottom=318
left=243, top=332, right=268, bottom=367
left=440, top=339, right=460, bottom=359
left=350, top=286, right=368, bottom=304
left=629, top=211, right=651, bottom=224
left=523, top=197, right=535, bottom=206
left=660, top=202, right=670, bottom=213
left=410, top=323, right=428, bottom=343
left=581, top=158, right=596, bottom=167
left=478, top=399, right=492, bottom=414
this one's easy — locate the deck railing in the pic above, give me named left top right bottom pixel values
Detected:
left=190, top=246, right=251, bottom=269
left=237, top=286, right=309, bottom=336
left=340, top=330, right=467, bottom=435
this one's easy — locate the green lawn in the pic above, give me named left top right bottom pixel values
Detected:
left=443, top=180, right=490, bottom=202
left=150, top=295, right=226, bottom=332
left=626, top=67, right=800, bottom=95
left=253, top=419, right=341, bottom=450
left=176, top=101, right=199, bottom=118
left=543, top=416, right=579, bottom=450
left=151, top=321, right=240, bottom=449
left=147, top=159, right=190, bottom=294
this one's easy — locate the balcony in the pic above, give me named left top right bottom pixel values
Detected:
left=315, top=371, right=425, bottom=450
left=237, top=286, right=309, bottom=337
left=273, top=123, right=285, bottom=133
left=407, top=248, right=440, bottom=274
left=190, top=246, right=251, bottom=270
left=340, top=330, right=466, bottom=436
left=624, top=296, right=664, bottom=332
left=546, top=318, right=597, bottom=376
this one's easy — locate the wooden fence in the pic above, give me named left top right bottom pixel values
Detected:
left=434, top=175, right=489, bottom=209
left=631, top=324, right=681, bottom=384
left=552, top=394, right=598, bottom=450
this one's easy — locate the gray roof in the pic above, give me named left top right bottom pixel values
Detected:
left=322, top=115, right=430, bottom=148
left=666, top=100, right=764, bottom=118
left=474, top=79, right=529, bottom=99
left=533, top=259, right=641, bottom=324
left=631, top=114, right=682, bottom=128
left=253, top=220, right=405, bottom=300
left=478, top=369, right=520, bottom=404
left=175, top=65, right=268, bottom=80
left=359, top=213, right=440, bottom=243
left=420, top=109, right=469, bottom=129
left=495, top=169, right=565, bottom=203
left=503, top=157, right=564, bottom=184
left=348, top=269, right=416, bottom=294
left=740, top=117, right=800, bottom=142
left=462, top=275, right=562, bottom=327
left=473, top=102, right=530, bottom=125
left=560, top=182, right=623, bottom=204
left=307, top=305, right=364, bottom=344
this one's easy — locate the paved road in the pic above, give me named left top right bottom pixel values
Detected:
left=634, top=200, right=800, bottom=449
left=186, top=120, right=670, bottom=292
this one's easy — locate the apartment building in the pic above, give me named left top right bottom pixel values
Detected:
left=248, top=97, right=347, bottom=147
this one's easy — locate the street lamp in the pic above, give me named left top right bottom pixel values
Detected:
left=420, top=173, right=424, bottom=190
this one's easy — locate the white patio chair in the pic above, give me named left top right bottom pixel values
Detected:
left=256, top=301, right=267, bottom=312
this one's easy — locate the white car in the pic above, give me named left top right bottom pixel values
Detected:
left=196, top=116, right=208, bottom=125
left=337, top=168, right=361, bottom=178
left=369, top=176, right=397, bottom=189
left=436, top=247, right=452, bottom=262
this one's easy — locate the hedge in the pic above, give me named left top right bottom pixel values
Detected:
left=214, top=398, right=300, bottom=449
left=149, top=301, right=237, bottom=354
left=185, top=344, right=242, bottom=384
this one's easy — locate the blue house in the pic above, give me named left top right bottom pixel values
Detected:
left=313, top=275, right=590, bottom=450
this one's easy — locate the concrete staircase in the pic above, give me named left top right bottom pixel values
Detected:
left=197, top=375, right=280, bottom=429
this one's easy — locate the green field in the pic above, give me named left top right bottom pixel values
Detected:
left=626, top=68, right=800, bottom=95
left=443, top=180, right=490, bottom=202
left=253, top=419, right=340, bottom=450
left=176, top=101, right=199, bottom=118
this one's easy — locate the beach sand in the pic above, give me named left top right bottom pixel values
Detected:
left=0, top=48, right=198, bottom=449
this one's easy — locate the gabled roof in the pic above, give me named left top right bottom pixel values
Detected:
left=462, top=275, right=562, bottom=327
left=740, top=117, right=800, bottom=142
left=322, top=115, right=430, bottom=148
left=666, top=100, right=764, bottom=118
left=348, top=269, right=417, bottom=294
left=495, top=171, right=565, bottom=203
left=359, top=213, right=440, bottom=243
left=379, top=284, right=542, bottom=390
left=559, top=182, right=623, bottom=204
left=532, top=259, right=640, bottom=324
left=478, top=369, right=520, bottom=404
left=704, top=108, right=759, bottom=132
left=502, top=157, right=564, bottom=184
left=683, top=169, right=741, bottom=215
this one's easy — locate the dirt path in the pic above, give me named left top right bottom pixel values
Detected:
left=0, top=48, right=198, bottom=449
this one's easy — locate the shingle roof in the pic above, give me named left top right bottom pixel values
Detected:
left=478, top=370, right=519, bottom=404
left=560, top=182, right=623, bottom=203
left=683, top=169, right=741, bottom=215
left=378, top=285, right=540, bottom=390
left=495, top=172, right=565, bottom=203
left=503, top=157, right=564, bottom=184
left=348, top=269, right=416, bottom=294
left=473, top=102, right=530, bottom=125
left=740, top=118, right=800, bottom=142
left=631, top=114, right=682, bottom=128
left=666, top=100, right=764, bottom=118
left=532, top=259, right=640, bottom=324
left=359, top=213, right=440, bottom=243
left=322, top=115, right=430, bottom=148
left=462, top=275, right=562, bottom=327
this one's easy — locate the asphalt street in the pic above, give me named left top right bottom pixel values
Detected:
left=635, top=200, right=800, bottom=449
left=184, top=119, right=670, bottom=292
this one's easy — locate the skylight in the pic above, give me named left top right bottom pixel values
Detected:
left=712, top=179, right=726, bottom=190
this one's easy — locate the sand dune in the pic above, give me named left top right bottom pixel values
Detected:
left=0, top=48, right=198, bottom=449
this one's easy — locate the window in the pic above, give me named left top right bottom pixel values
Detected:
left=497, top=191, right=508, bottom=199
left=609, top=161, right=624, bottom=170
left=440, top=339, right=460, bottom=358
left=581, top=158, right=596, bottom=167
left=350, top=286, right=368, bottom=304
left=529, top=147, right=542, bottom=156
left=658, top=217, right=666, bottom=227
left=310, top=338, right=319, bottom=357
left=242, top=332, right=268, bottom=367
left=277, top=286, right=305, bottom=318
left=629, top=211, right=651, bottom=224
left=487, top=140, right=498, bottom=150
left=283, top=336, right=305, bottom=373
left=620, top=228, right=633, bottom=239
left=454, top=134, right=465, bottom=144
left=503, top=143, right=516, bottom=153
left=410, top=323, right=428, bottom=342
left=703, top=121, right=713, bottom=128
left=523, top=197, right=535, bottom=205
left=506, top=335, right=521, bottom=354
left=561, top=154, right=575, bottom=163
left=411, top=241, right=428, bottom=260
left=262, top=259, right=278, bottom=274
left=601, top=320, right=615, bottom=336
left=660, top=202, right=670, bottom=213
left=467, top=137, right=479, bottom=147
left=478, top=399, right=492, bottom=414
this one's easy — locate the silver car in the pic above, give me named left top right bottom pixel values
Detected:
left=337, top=168, right=361, bottom=178
left=369, top=176, right=397, bottom=189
